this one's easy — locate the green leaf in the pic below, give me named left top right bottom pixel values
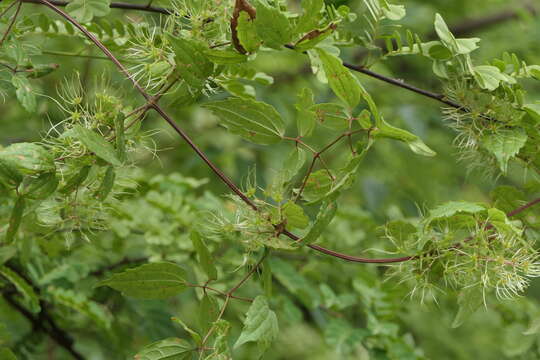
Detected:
left=0, top=348, right=17, bottom=360
left=382, top=4, right=406, bottom=20
left=114, top=113, right=126, bottom=162
left=455, top=38, right=480, bottom=55
left=523, top=103, right=540, bottom=123
left=0, top=158, right=23, bottom=188
left=198, top=295, right=219, bottom=335
left=355, top=109, right=371, bottom=129
left=474, top=65, right=511, bottom=91
left=253, top=1, right=293, bottom=49
left=295, top=24, right=336, bottom=52
left=60, top=165, right=91, bottom=194
left=427, top=43, right=452, bottom=60
left=169, top=37, right=213, bottom=89
left=0, top=143, right=55, bottom=174
left=190, top=231, right=217, bottom=280
left=0, top=246, right=16, bottom=265
left=311, top=103, right=350, bottom=131
left=205, top=49, right=248, bottom=65
left=324, top=153, right=366, bottom=198
left=301, top=170, right=334, bottom=203
left=269, top=258, right=320, bottom=307
left=373, top=118, right=436, bottom=156
left=5, top=197, right=25, bottom=243
left=295, top=0, right=324, bottom=33
left=72, top=125, right=121, bottom=166
left=18, top=172, right=58, bottom=199
left=490, top=186, right=525, bottom=215
left=0, top=265, right=40, bottom=313
left=98, top=262, right=187, bottom=299
left=281, top=147, right=307, bottom=183
left=94, top=166, right=115, bottom=200
left=325, top=318, right=367, bottom=355
left=315, top=48, right=362, bottom=110
left=282, top=201, right=309, bottom=230
left=234, top=295, right=279, bottom=352
left=237, top=12, right=261, bottom=53
left=434, top=13, right=457, bottom=52
left=503, top=323, right=536, bottom=357
left=524, top=317, right=540, bottom=335
left=301, top=200, right=337, bottom=244
left=209, top=319, right=232, bottom=359
left=48, top=287, right=111, bottom=331
left=204, top=97, right=285, bottom=144
left=134, top=338, right=193, bottom=360
left=11, top=75, right=36, bottom=112
left=385, top=220, right=417, bottom=250
left=171, top=317, right=202, bottom=345
left=487, top=208, right=521, bottom=235
left=429, top=201, right=485, bottom=220
left=295, top=87, right=316, bottom=137
left=482, top=129, right=527, bottom=173
left=66, top=0, right=111, bottom=23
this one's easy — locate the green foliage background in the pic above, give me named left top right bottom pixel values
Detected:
left=0, top=0, right=539, bottom=359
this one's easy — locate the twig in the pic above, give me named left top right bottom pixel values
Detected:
left=227, top=250, right=269, bottom=295
left=0, top=0, right=18, bottom=20
left=199, top=250, right=268, bottom=353
left=0, top=0, right=22, bottom=48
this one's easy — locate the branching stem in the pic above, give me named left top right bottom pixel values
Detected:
left=37, top=0, right=540, bottom=265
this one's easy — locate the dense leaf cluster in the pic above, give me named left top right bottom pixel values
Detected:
left=0, top=0, right=539, bottom=359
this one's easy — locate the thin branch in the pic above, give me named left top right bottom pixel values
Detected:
left=0, top=0, right=22, bottom=48
left=227, top=250, right=269, bottom=295
left=0, top=0, right=18, bottom=20
left=343, top=62, right=462, bottom=109
left=200, top=294, right=230, bottom=348
left=21, top=0, right=172, bottom=14
left=199, top=250, right=268, bottom=353
left=294, top=156, right=317, bottom=203
left=507, top=197, right=540, bottom=217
